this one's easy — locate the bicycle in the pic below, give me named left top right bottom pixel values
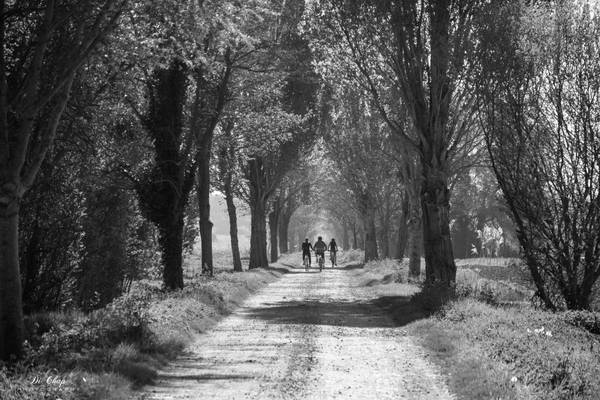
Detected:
left=303, top=253, right=310, bottom=271
left=330, top=251, right=337, bottom=267
left=316, top=252, right=324, bottom=272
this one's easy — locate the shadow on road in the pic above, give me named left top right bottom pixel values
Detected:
left=158, top=373, right=253, bottom=381
left=262, top=265, right=292, bottom=274
left=243, top=296, right=424, bottom=329
left=278, top=262, right=365, bottom=272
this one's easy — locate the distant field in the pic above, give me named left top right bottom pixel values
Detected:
left=183, top=250, right=251, bottom=277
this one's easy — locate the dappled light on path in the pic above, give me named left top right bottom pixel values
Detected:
left=143, top=263, right=453, bottom=399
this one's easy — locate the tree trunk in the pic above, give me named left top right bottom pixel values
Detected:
left=0, top=200, right=25, bottom=361
left=250, top=199, right=269, bottom=269
left=22, top=209, right=42, bottom=313
left=395, top=224, right=408, bottom=260
left=159, top=216, right=184, bottom=290
left=352, top=222, right=358, bottom=249
left=421, top=169, right=456, bottom=284
left=224, top=183, right=242, bottom=272
left=407, top=215, right=422, bottom=279
left=357, top=228, right=364, bottom=250
left=394, top=195, right=409, bottom=259
left=278, top=215, right=289, bottom=254
left=342, top=221, right=350, bottom=250
left=268, top=204, right=280, bottom=263
left=197, top=149, right=213, bottom=276
left=379, top=225, right=390, bottom=258
left=363, top=212, right=378, bottom=262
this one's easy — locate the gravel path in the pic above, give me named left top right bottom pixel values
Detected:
left=143, top=265, right=454, bottom=400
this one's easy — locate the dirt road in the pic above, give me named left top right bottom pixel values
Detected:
left=143, top=263, right=453, bottom=400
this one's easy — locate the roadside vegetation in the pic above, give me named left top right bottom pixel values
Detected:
left=0, top=252, right=287, bottom=400
left=358, top=257, right=600, bottom=400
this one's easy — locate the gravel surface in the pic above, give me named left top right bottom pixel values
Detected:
left=142, top=265, right=454, bottom=400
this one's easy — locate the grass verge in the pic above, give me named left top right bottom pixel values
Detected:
left=1, top=255, right=287, bottom=400
left=359, top=257, right=600, bottom=400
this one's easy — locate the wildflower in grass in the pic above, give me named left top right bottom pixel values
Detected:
left=510, top=376, right=518, bottom=383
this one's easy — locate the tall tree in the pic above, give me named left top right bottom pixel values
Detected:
left=476, top=0, right=600, bottom=310
left=0, top=0, right=126, bottom=361
left=306, top=0, right=484, bottom=284
left=134, top=59, right=196, bottom=290
left=193, top=55, right=232, bottom=276
left=215, top=120, right=244, bottom=272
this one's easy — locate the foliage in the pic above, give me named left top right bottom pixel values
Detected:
left=562, top=311, right=600, bottom=335
left=439, top=300, right=600, bottom=399
left=450, top=167, right=519, bottom=258
left=1, top=263, right=283, bottom=399
left=476, top=0, right=600, bottom=310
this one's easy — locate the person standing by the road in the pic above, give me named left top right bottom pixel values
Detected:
left=328, top=238, right=338, bottom=267
left=301, top=238, right=313, bottom=267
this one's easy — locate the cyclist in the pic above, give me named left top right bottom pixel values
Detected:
left=313, top=236, right=327, bottom=268
left=301, top=238, right=313, bottom=267
left=328, top=238, right=338, bottom=267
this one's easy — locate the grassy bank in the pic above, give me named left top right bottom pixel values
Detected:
left=358, top=257, right=600, bottom=400
left=0, top=252, right=287, bottom=400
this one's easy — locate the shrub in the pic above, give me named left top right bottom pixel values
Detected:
left=338, top=249, right=363, bottom=264
left=26, top=289, right=154, bottom=368
left=438, top=300, right=600, bottom=399
left=562, top=311, right=600, bottom=335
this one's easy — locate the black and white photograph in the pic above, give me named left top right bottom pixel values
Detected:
left=1, top=0, right=599, bottom=399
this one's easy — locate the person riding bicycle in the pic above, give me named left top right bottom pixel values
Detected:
left=328, top=238, right=338, bottom=267
left=301, top=238, right=313, bottom=266
left=313, top=236, right=327, bottom=266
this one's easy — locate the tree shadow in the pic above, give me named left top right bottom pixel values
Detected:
left=261, top=265, right=291, bottom=274
left=158, top=373, right=253, bottom=381
left=243, top=295, right=424, bottom=328
left=322, top=263, right=364, bottom=270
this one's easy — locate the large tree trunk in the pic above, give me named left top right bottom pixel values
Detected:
left=357, top=228, right=364, bottom=250
left=395, top=224, right=408, bottom=260
left=268, top=203, right=280, bottom=263
left=224, top=184, right=242, bottom=272
left=22, top=209, right=42, bottom=313
left=0, top=199, right=25, bottom=361
left=197, top=149, right=213, bottom=276
left=250, top=199, right=269, bottom=268
left=352, top=221, right=358, bottom=249
left=363, top=211, right=378, bottom=262
left=159, top=216, right=184, bottom=290
left=407, top=215, right=422, bottom=280
left=379, top=224, right=390, bottom=258
left=420, top=1, right=456, bottom=285
left=246, top=157, right=269, bottom=269
left=395, top=196, right=409, bottom=259
left=342, top=220, right=350, bottom=250
left=278, top=215, right=289, bottom=254
left=421, top=169, right=456, bottom=284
